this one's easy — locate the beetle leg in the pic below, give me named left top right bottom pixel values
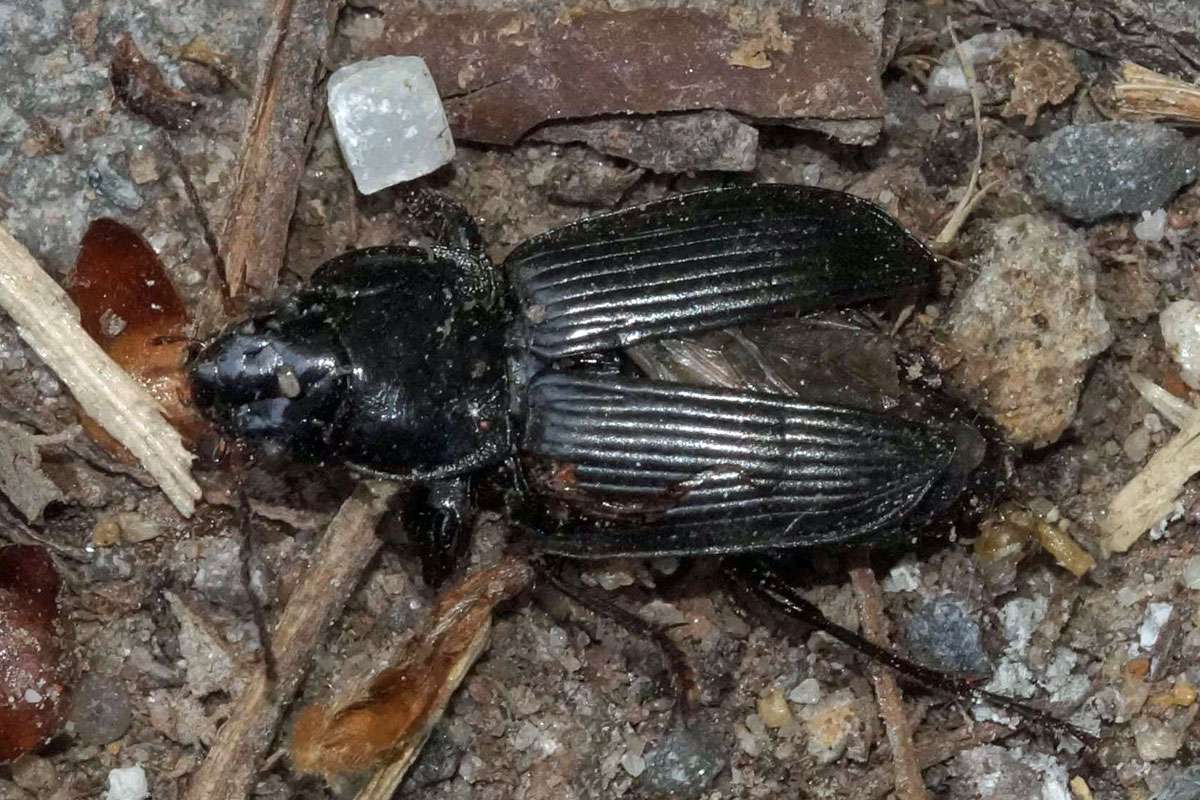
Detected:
left=540, top=563, right=699, bottom=720
left=733, top=556, right=1099, bottom=746
left=406, top=477, right=474, bottom=587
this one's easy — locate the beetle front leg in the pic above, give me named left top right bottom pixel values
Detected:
left=406, top=476, right=475, bottom=587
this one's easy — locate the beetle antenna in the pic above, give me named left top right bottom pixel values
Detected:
left=539, top=562, right=699, bottom=722
left=734, top=556, right=1100, bottom=747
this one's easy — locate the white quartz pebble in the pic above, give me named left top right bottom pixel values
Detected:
left=328, top=56, right=455, bottom=194
left=1160, top=300, right=1200, bottom=389
left=106, top=766, right=149, bottom=800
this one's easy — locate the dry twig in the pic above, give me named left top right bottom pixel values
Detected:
left=1105, top=61, right=1200, bottom=125
left=862, top=722, right=1012, bottom=800
left=850, top=563, right=928, bottom=800
left=934, top=20, right=986, bottom=250
left=0, top=222, right=200, bottom=516
left=1101, top=396, right=1200, bottom=554
left=183, top=481, right=400, bottom=800
left=221, top=0, right=336, bottom=294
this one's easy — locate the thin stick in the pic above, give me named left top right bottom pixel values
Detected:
left=1101, top=404, right=1200, bottom=554
left=0, top=222, right=200, bottom=516
left=183, top=480, right=400, bottom=800
left=934, top=20, right=985, bottom=249
left=220, top=0, right=336, bottom=294
left=850, top=563, right=928, bottom=800
left=862, top=722, right=1012, bottom=800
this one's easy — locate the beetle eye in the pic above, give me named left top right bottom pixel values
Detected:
left=276, top=365, right=302, bottom=399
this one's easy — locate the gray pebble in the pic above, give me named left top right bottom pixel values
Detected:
left=904, top=597, right=990, bottom=676
left=1027, top=122, right=1196, bottom=221
left=87, top=155, right=144, bottom=211
left=68, top=672, right=132, bottom=746
left=1153, top=766, right=1200, bottom=800
left=641, top=726, right=725, bottom=797
left=403, top=725, right=462, bottom=789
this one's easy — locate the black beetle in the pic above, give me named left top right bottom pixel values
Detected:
left=190, top=185, right=982, bottom=564
left=188, top=184, right=1087, bottom=741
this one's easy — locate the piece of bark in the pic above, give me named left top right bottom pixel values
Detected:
left=973, top=0, right=1200, bottom=78
left=221, top=0, right=337, bottom=295
left=182, top=481, right=399, bottom=800
left=0, top=422, right=63, bottom=522
left=337, top=8, right=885, bottom=146
left=0, top=222, right=200, bottom=517
left=532, top=111, right=759, bottom=173
left=110, top=33, right=202, bottom=131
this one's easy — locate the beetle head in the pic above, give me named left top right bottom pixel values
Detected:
left=188, top=303, right=348, bottom=461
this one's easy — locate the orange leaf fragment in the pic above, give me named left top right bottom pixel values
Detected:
left=291, top=557, right=533, bottom=784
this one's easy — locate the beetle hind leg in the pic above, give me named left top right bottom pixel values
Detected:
left=733, top=556, right=1099, bottom=746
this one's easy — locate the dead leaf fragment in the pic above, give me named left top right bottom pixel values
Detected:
left=291, top=557, right=532, bottom=793
left=1000, top=39, right=1080, bottom=125
left=0, top=546, right=71, bottom=763
left=67, top=218, right=211, bottom=453
left=110, top=33, right=201, bottom=131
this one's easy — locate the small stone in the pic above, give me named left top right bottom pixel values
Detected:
left=533, top=110, right=758, bottom=173
left=1151, top=765, right=1200, bottom=800
left=404, top=725, right=461, bottom=788
left=788, top=678, right=822, bottom=705
left=1135, top=209, right=1169, bottom=242
left=10, top=755, right=56, bottom=792
left=944, top=214, right=1112, bottom=446
left=881, top=560, right=920, bottom=593
left=798, top=689, right=862, bottom=765
left=127, top=147, right=160, bottom=184
left=620, top=752, right=646, bottom=778
left=1160, top=300, right=1200, bottom=389
left=1133, top=716, right=1186, bottom=761
left=91, top=513, right=162, bottom=547
left=167, top=592, right=241, bottom=697
left=88, top=155, right=144, bottom=211
left=641, top=726, right=725, bottom=797
left=926, top=30, right=1022, bottom=104
left=583, top=563, right=636, bottom=591
left=1183, top=556, right=1200, bottom=590
left=1123, top=426, right=1151, bottom=463
left=640, top=600, right=686, bottom=627
left=105, top=766, right=148, bottom=800
left=544, top=148, right=644, bottom=208
left=457, top=752, right=484, bottom=784
left=1027, top=122, right=1197, bottom=222
left=67, top=672, right=132, bottom=746
left=1140, top=602, right=1174, bottom=649
left=328, top=56, right=455, bottom=194
left=756, top=688, right=793, bottom=728
left=904, top=597, right=990, bottom=675
left=952, top=745, right=1041, bottom=800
